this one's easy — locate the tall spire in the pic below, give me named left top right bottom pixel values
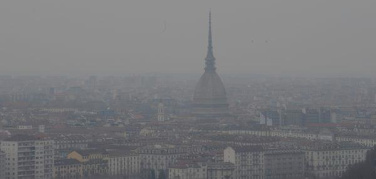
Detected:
left=205, top=11, right=216, bottom=72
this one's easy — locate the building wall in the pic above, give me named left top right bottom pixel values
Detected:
left=0, top=151, right=5, bottom=179
left=0, top=139, right=54, bottom=179
left=207, top=162, right=235, bottom=179
left=224, top=147, right=264, bottom=179
left=305, top=148, right=368, bottom=178
left=264, top=151, right=305, bottom=179
left=106, top=155, right=140, bottom=177
left=169, top=165, right=207, bottom=179
left=53, top=163, right=82, bottom=179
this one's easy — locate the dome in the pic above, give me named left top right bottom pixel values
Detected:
left=193, top=71, right=227, bottom=105
left=192, top=71, right=229, bottom=117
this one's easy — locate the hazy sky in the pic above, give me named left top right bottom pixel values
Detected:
left=0, top=0, right=376, bottom=77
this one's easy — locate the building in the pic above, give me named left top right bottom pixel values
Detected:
left=304, top=108, right=320, bottom=124
left=264, top=150, right=305, bottom=179
left=0, top=134, right=54, bottom=179
left=0, top=150, right=5, bottom=179
left=105, top=150, right=140, bottom=178
left=224, top=146, right=264, bottom=179
left=67, top=149, right=109, bottom=162
left=137, top=145, right=199, bottom=177
left=157, top=103, right=166, bottom=122
left=303, top=141, right=369, bottom=179
left=281, top=109, right=303, bottom=126
left=53, top=135, right=89, bottom=150
left=260, top=111, right=281, bottom=126
left=207, top=162, right=235, bottom=179
left=192, top=12, right=229, bottom=119
left=53, top=159, right=82, bottom=179
left=169, top=162, right=207, bottom=179
left=81, top=159, right=108, bottom=178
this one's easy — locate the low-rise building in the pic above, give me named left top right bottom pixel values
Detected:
left=224, top=146, right=264, bottom=179
left=67, top=149, right=109, bottom=162
left=82, top=159, right=108, bottom=178
left=106, top=150, right=140, bottom=178
left=169, top=162, right=207, bottom=179
left=264, top=150, right=305, bottom=179
left=53, top=159, right=82, bottom=179
left=207, top=162, right=235, bottom=179
left=0, top=134, right=54, bottom=179
left=137, top=145, right=199, bottom=176
left=53, top=135, right=89, bottom=150
left=303, top=141, right=369, bottom=179
left=0, top=150, right=5, bottom=179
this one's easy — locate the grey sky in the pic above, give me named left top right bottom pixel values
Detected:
left=0, top=0, right=375, bottom=77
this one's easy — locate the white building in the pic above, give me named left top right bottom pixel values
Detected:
left=0, top=135, right=54, bottom=179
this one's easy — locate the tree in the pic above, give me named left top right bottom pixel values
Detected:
left=158, top=170, right=167, bottom=179
left=150, top=169, right=156, bottom=179
left=341, top=146, right=376, bottom=179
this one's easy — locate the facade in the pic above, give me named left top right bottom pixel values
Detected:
left=224, top=146, right=264, bottom=179
left=224, top=147, right=306, bottom=179
left=67, top=149, right=108, bottom=162
left=304, top=108, right=320, bottom=124
left=66, top=150, right=110, bottom=178
left=264, top=150, right=305, bottom=179
left=281, top=109, right=303, bottom=126
left=137, top=145, right=199, bottom=177
left=106, top=151, right=140, bottom=178
left=157, top=103, right=166, bottom=122
left=303, top=141, right=369, bottom=179
left=207, top=162, right=235, bottom=179
left=0, top=150, right=5, bottom=179
left=260, top=111, right=281, bottom=126
left=0, top=135, right=54, bottom=179
left=53, top=159, right=82, bottom=179
left=192, top=12, right=229, bottom=119
left=82, top=159, right=108, bottom=178
left=53, top=135, right=89, bottom=150
left=169, top=162, right=207, bottom=179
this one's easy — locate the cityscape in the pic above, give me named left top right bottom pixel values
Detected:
left=1, top=1, right=376, bottom=179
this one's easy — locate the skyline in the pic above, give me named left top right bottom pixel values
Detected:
left=0, top=0, right=376, bottom=77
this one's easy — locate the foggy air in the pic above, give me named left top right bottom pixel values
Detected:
left=0, top=1, right=375, bottom=179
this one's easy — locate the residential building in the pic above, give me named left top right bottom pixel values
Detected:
left=0, top=150, right=5, bottom=179
left=67, top=149, right=108, bottom=162
left=303, top=141, right=369, bottom=178
left=105, top=151, right=140, bottom=178
left=207, top=162, right=235, bottom=179
left=224, top=146, right=264, bottom=179
left=0, top=134, right=54, bottom=179
left=53, top=159, right=82, bottom=179
left=137, top=145, right=197, bottom=177
left=82, top=159, right=108, bottom=178
left=53, top=135, right=89, bottom=150
left=264, top=150, right=305, bottom=179
left=169, top=162, right=207, bottom=179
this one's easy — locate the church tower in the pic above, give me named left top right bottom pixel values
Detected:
left=157, top=103, right=166, bottom=122
left=192, top=12, right=229, bottom=118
